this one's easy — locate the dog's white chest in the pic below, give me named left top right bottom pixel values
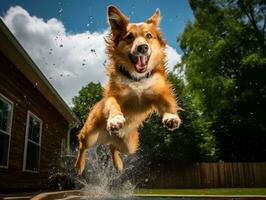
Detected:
left=126, top=74, right=159, bottom=96
left=128, top=82, right=147, bottom=96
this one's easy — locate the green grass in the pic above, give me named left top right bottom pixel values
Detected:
left=135, top=188, right=266, bottom=195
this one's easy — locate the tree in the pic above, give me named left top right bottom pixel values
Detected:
left=179, top=0, right=266, bottom=161
left=70, top=82, right=102, bottom=151
left=140, top=72, right=216, bottom=164
left=72, top=82, right=102, bottom=124
left=71, top=76, right=214, bottom=163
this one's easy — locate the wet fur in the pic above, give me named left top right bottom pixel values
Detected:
left=75, top=5, right=181, bottom=174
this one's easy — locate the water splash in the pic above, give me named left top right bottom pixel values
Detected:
left=49, top=145, right=145, bottom=199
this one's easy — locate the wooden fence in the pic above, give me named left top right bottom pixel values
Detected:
left=144, top=162, right=266, bottom=188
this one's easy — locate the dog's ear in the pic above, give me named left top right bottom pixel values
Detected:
left=146, top=8, right=160, bottom=26
left=108, top=6, right=128, bottom=34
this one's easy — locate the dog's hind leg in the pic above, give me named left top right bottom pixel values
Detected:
left=123, top=130, right=139, bottom=155
left=109, top=130, right=139, bottom=172
left=75, top=127, right=99, bottom=175
left=110, top=144, right=123, bottom=172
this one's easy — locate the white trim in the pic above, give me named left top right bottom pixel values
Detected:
left=28, top=138, right=40, bottom=146
left=0, top=93, right=14, bottom=169
left=66, top=127, right=71, bottom=155
left=23, top=111, right=42, bottom=173
left=66, top=123, right=76, bottom=155
left=0, top=129, right=11, bottom=136
left=60, top=138, right=66, bottom=156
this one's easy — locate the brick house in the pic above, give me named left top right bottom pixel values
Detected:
left=0, top=19, right=79, bottom=190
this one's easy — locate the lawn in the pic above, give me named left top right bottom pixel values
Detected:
left=135, top=188, right=266, bottom=195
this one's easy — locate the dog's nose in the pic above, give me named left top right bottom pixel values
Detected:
left=137, top=44, right=149, bottom=54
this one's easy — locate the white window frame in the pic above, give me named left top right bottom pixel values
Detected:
left=0, top=93, right=13, bottom=169
left=23, top=111, right=42, bottom=173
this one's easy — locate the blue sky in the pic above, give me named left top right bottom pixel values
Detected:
left=0, top=1, right=194, bottom=104
left=1, top=0, right=194, bottom=53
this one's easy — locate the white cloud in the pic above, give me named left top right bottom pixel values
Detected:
left=2, top=6, right=181, bottom=105
left=165, top=45, right=181, bottom=71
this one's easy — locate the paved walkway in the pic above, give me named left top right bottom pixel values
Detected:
left=1, top=190, right=266, bottom=199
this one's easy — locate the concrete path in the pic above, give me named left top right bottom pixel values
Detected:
left=1, top=190, right=266, bottom=199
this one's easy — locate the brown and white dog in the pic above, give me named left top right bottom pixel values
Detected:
left=75, top=5, right=181, bottom=174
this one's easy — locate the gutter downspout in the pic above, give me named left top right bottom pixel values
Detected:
left=66, top=121, right=78, bottom=155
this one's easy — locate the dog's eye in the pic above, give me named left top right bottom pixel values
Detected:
left=146, top=33, right=153, bottom=39
left=124, top=32, right=134, bottom=42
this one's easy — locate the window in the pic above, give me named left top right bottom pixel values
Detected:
left=0, top=94, right=13, bottom=168
left=23, top=111, right=42, bottom=172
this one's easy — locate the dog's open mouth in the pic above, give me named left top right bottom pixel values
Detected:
left=129, top=54, right=150, bottom=73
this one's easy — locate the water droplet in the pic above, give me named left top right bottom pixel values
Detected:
left=34, top=82, right=38, bottom=88
left=90, top=49, right=97, bottom=56
left=59, top=44, right=63, bottom=47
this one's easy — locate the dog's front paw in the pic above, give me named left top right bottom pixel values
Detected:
left=107, top=114, right=126, bottom=134
left=162, top=113, right=181, bottom=131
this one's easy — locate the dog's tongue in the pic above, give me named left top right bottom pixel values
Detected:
left=134, top=55, right=148, bottom=73
left=137, top=56, right=147, bottom=67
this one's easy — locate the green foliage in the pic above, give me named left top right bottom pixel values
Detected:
left=71, top=76, right=213, bottom=163
left=179, top=0, right=266, bottom=161
left=72, top=82, right=102, bottom=124
left=71, top=0, right=266, bottom=163
left=140, top=72, right=216, bottom=163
